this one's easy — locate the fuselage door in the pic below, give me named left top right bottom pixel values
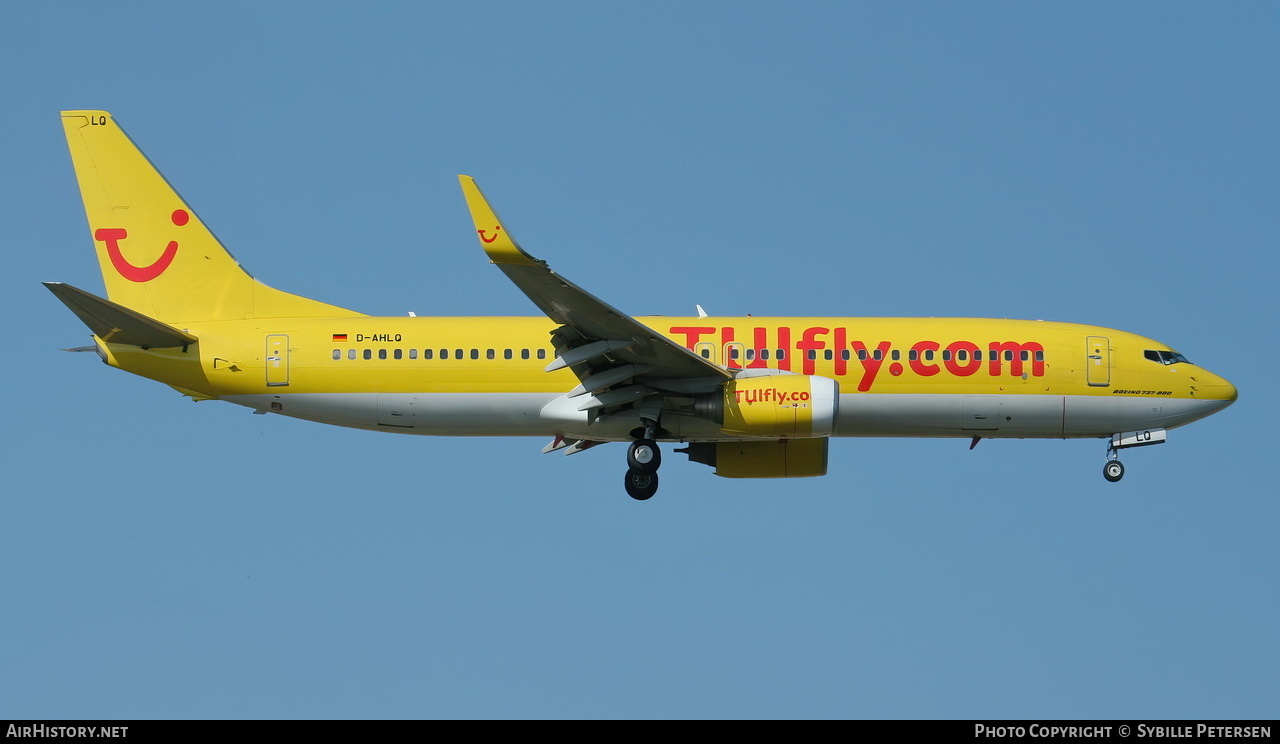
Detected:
left=1086, top=335, right=1110, bottom=387
left=694, top=342, right=718, bottom=365
left=265, top=334, right=290, bottom=387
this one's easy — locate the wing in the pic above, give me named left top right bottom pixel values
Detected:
left=458, top=176, right=730, bottom=410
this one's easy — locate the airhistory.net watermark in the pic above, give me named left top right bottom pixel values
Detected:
left=5, top=725, right=128, bottom=738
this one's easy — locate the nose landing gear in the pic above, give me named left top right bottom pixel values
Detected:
left=1101, top=428, right=1167, bottom=483
left=1103, top=457, right=1125, bottom=483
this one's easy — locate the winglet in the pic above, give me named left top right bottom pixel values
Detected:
left=458, top=175, right=540, bottom=266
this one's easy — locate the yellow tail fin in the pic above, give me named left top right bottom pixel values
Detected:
left=60, top=111, right=363, bottom=322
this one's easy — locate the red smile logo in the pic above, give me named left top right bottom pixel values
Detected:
left=478, top=225, right=502, bottom=243
left=95, top=209, right=188, bottom=282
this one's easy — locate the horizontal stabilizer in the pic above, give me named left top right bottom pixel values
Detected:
left=44, top=282, right=198, bottom=348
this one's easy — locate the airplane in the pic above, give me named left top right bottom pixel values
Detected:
left=47, top=110, right=1238, bottom=500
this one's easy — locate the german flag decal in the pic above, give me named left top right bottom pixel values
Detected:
left=332, top=333, right=348, bottom=342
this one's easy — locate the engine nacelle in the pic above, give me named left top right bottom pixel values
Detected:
left=699, top=375, right=840, bottom=438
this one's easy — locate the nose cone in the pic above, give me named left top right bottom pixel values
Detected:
left=1199, top=369, right=1238, bottom=407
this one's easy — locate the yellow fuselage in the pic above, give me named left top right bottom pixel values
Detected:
left=98, top=314, right=1237, bottom=441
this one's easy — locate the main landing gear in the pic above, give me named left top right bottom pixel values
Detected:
left=624, top=420, right=662, bottom=501
left=624, top=464, right=658, bottom=500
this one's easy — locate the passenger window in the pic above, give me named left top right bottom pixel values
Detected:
left=348, top=349, right=356, bottom=360
left=957, top=350, right=967, bottom=361
left=393, top=349, right=403, bottom=360
left=521, top=349, right=530, bottom=360
left=504, top=349, right=513, bottom=360
left=909, top=349, right=918, bottom=361
left=891, top=350, right=900, bottom=361
left=409, top=349, right=418, bottom=360
left=841, top=350, right=850, bottom=361
left=455, top=349, right=464, bottom=359
left=1004, top=350, right=1014, bottom=361
left=486, top=349, right=495, bottom=360
left=1035, top=351, right=1044, bottom=362
left=942, top=350, right=952, bottom=361
left=363, top=349, right=372, bottom=360
left=470, top=349, right=479, bottom=360
left=1020, top=351, right=1029, bottom=361
left=760, top=349, right=770, bottom=360
left=873, top=349, right=883, bottom=361
left=332, top=349, right=341, bottom=360
left=537, top=349, right=547, bottom=359
left=745, top=349, right=755, bottom=360
left=806, top=350, right=816, bottom=360
left=776, top=349, right=786, bottom=360
left=824, top=350, right=833, bottom=360
left=440, top=349, right=449, bottom=359
left=700, top=348, right=711, bottom=359
left=378, top=349, right=387, bottom=360
left=423, top=349, right=432, bottom=359
left=858, top=349, right=867, bottom=361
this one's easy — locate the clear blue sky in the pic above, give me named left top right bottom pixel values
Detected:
left=3, top=1, right=1276, bottom=719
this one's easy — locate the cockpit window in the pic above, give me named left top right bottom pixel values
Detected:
left=1144, top=349, right=1191, bottom=365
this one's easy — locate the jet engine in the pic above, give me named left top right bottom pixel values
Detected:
left=695, top=375, right=840, bottom=438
